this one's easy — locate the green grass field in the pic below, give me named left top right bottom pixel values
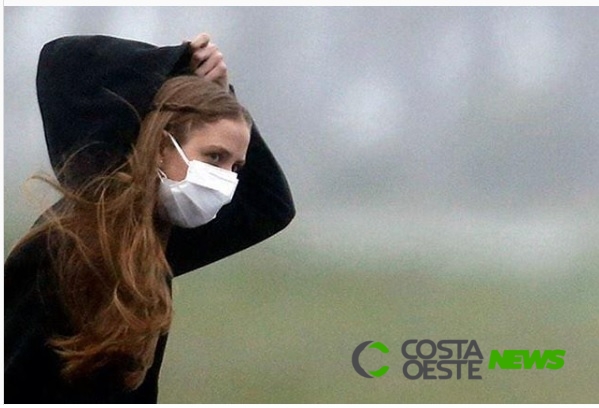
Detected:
left=158, top=221, right=599, bottom=403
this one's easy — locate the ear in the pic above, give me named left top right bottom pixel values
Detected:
left=157, top=130, right=171, bottom=165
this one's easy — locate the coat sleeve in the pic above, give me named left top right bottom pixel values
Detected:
left=36, top=35, right=191, bottom=189
left=166, top=120, right=296, bottom=276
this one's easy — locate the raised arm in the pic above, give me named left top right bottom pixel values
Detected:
left=164, top=33, right=295, bottom=274
left=36, top=35, right=191, bottom=188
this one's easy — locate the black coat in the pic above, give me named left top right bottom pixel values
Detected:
left=4, top=35, right=295, bottom=403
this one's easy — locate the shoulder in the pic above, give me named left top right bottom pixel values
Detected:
left=5, top=232, right=51, bottom=287
left=4, top=229, right=60, bottom=322
left=4, top=230, right=59, bottom=359
left=4, top=232, right=69, bottom=403
left=5, top=227, right=53, bottom=271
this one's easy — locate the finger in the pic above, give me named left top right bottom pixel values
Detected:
left=190, top=43, right=219, bottom=70
left=190, top=33, right=210, bottom=50
left=204, top=67, right=229, bottom=89
left=201, top=62, right=228, bottom=84
left=193, top=51, right=224, bottom=77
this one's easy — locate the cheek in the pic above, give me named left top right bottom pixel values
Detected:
left=161, top=151, right=188, bottom=181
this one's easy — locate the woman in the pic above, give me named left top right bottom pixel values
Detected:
left=4, top=33, right=295, bottom=403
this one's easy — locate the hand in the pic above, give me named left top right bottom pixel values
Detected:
left=189, top=33, right=229, bottom=90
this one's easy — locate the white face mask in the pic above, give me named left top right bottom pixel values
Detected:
left=158, top=133, right=239, bottom=228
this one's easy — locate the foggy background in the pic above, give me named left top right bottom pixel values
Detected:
left=4, top=7, right=599, bottom=403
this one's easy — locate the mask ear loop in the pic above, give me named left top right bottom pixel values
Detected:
left=166, top=132, right=191, bottom=166
left=157, top=132, right=190, bottom=180
left=157, top=168, right=168, bottom=180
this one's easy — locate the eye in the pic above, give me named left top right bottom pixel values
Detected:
left=207, top=152, right=221, bottom=163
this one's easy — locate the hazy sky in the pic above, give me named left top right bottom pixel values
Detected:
left=4, top=6, right=599, bottom=268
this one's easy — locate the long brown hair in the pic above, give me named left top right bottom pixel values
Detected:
left=9, top=76, right=251, bottom=390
